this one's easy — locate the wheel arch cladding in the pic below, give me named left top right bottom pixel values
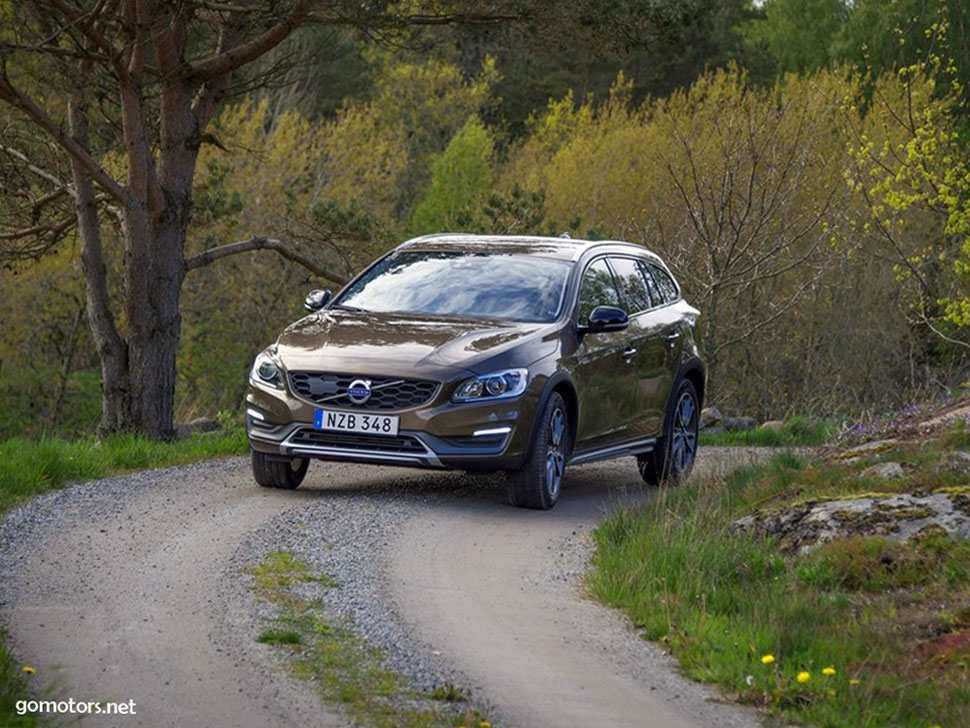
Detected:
left=551, top=380, right=578, bottom=452
left=680, top=358, right=705, bottom=409
left=529, top=372, right=578, bottom=456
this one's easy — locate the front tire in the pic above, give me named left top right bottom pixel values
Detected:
left=506, top=392, right=569, bottom=510
left=638, top=379, right=699, bottom=486
left=252, top=451, right=309, bottom=489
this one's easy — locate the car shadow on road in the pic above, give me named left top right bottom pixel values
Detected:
left=279, top=458, right=660, bottom=520
left=257, top=447, right=785, bottom=521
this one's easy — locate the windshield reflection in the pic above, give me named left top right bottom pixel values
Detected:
left=334, top=251, right=570, bottom=323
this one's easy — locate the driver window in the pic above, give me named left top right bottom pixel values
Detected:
left=608, top=256, right=651, bottom=314
left=578, top=259, right=622, bottom=322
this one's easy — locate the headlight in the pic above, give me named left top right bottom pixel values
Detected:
left=251, top=351, right=284, bottom=389
left=453, top=368, right=528, bottom=402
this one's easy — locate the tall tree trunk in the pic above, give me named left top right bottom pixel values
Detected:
left=68, top=83, right=131, bottom=437
left=123, top=81, right=202, bottom=439
left=125, top=215, right=186, bottom=439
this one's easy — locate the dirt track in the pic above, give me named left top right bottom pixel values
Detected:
left=0, top=449, right=773, bottom=727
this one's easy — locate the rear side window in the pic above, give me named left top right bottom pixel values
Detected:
left=608, top=257, right=651, bottom=314
left=578, top=258, right=621, bottom=321
left=644, top=263, right=679, bottom=304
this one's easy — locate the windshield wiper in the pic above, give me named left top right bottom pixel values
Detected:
left=331, top=303, right=369, bottom=313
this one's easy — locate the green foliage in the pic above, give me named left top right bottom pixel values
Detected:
left=741, top=0, right=970, bottom=98
left=590, top=452, right=970, bottom=727
left=484, top=0, right=754, bottom=134
left=410, top=116, right=493, bottom=234
left=0, top=368, right=101, bottom=440
left=483, top=184, right=552, bottom=235
left=738, top=0, right=849, bottom=75
left=842, top=24, right=970, bottom=332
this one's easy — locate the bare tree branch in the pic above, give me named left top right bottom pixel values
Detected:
left=0, top=217, right=75, bottom=240
left=186, top=0, right=310, bottom=84
left=0, top=75, right=125, bottom=201
left=185, top=235, right=349, bottom=285
left=0, top=142, right=71, bottom=191
left=921, top=314, right=970, bottom=351
left=401, top=13, right=519, bottom=25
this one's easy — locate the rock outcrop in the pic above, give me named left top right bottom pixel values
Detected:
left=733, top=490, right=970, bottom=555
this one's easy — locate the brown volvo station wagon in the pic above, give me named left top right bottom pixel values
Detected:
left=246, top=234, right=705, bottom=509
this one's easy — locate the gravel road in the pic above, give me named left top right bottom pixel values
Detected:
left=0, top=448, right=777, bottom=728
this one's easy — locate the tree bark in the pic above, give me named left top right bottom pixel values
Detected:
left=68, top=80, right=131, bottom=437
left=125, top=217, right=185, bottom=439
left=185, top=236, right=349, bottom=285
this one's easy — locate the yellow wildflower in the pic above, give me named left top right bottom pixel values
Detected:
left=848, top=679, right=860, bottom=686
left=797, top=671, right=811, bottom=683
left=21, top=666, right=35, bottom=674
left=480, top=723, right=492, bottom=728
left=822, top=666, right=836, bottom=676
left=761, top=654, right=775, bottom=665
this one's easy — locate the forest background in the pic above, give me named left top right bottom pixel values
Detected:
left=2, top=0, right=970, bottom=439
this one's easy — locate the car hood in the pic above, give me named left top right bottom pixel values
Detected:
left=274, top=310, right=558, bottom=379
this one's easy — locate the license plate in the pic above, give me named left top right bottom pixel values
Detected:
left=314, top=409, right=399, bottom=436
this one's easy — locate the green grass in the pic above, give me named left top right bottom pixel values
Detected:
left=700, top=415, right=836, bottom=447
left=248, top=551, right=490, bottom=728
left=257, top=630, right=303, bottom=646
left=0, top=428, right=248, bottom=512
left=0, top=636, right=38, bottom=727
left=589, top=443, right=970, bottom=728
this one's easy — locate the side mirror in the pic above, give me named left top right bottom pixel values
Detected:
left=580, top=305, right=629, bottom=334
left=304, top=288, right=332, bottom=312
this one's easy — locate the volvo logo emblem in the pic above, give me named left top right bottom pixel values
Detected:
left=346, top=378, right=372, bottom=404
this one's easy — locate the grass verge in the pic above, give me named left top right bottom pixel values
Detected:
left=699, top=415, right=836, bottom=447
left=0, top=636, right=37, bottom=727
left=590, top=442, right=970, bottom=728
left=249, top=550, right=492, bottom=728
left=0, top=428, right=247, bottom=512
left=0, top=426, right=248, bottom=727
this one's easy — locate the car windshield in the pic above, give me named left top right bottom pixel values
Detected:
left=333, top=250, right=571, bottom=323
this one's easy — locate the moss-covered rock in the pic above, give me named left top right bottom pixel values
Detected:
left=733, top=493, right=970, bottom=555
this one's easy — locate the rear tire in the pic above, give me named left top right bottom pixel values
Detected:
left=506, top=393, right=569, bottom=510
left=638, top=379, right=699, bottom=486
left=252, top=451, right=309, bottom=489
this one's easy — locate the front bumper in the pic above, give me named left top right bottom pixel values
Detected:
left=245, top=380, right=539, bottom=471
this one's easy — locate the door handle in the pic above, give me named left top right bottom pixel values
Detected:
left=665, top=331, right=681, bottom=345
left=622, top=346, right=637, bottom=361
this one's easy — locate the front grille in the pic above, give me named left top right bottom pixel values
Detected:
left=290, top=428, right=426, bottom=454
left=288, top=371, right=439, bottom=411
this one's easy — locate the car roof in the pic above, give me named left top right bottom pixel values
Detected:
left=396, top=233, right=666, bottom=264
